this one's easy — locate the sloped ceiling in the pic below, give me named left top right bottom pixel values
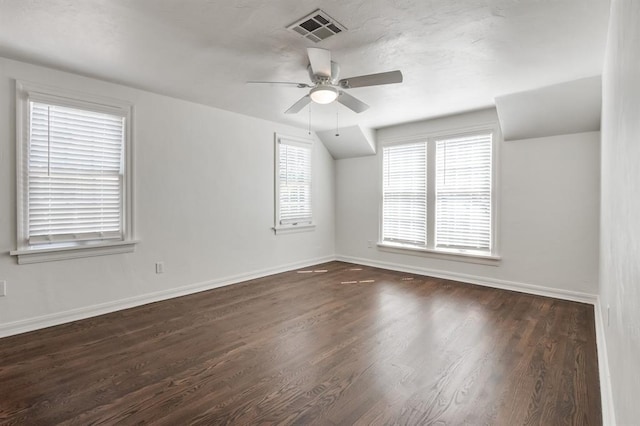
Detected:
left=316, top=125, right=376, bottom=159
left=0, top=0, right=610, bottom=134
left=496, top=76, right=602, bottom=141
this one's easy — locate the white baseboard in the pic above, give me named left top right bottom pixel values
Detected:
left=336, top=255, right=598, bottom=305
left=0, top=255, right=336, bottom=339
left=594, top=298, right=617, bottom=426
left=2, top=254, right=598, bottom=340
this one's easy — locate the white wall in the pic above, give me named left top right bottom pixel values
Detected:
left=600, top=0, right=640, bottom=423
left=0, top=57, right=335, bottom=334
left=336, top=109, right=600, bottom=298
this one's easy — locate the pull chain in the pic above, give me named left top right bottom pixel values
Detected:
left=308, top=102, right=312, bottom=135
left=335, top=103, right=340, bottom=137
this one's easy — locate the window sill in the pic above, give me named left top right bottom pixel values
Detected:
left=376, top=242, right=501, bottom=266
left=10, top=240, right=139, bottom=264
left=273, top=224, right=316, bottom=235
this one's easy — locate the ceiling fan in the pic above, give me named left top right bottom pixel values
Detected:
left=248, top=48, right=403, bottom=114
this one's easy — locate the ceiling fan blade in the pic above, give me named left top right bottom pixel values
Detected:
left=285, top=95, right=311, bottom=114
left=307, top=48, right=332, bottom=78
left=247, top=81, right=311, bottom=88
left=338, top=70, right=403, bottom=88
left=337, top=91, right=370, bottom=113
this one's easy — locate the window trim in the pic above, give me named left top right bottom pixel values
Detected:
left=273, top=133, right=315, bottom=235
left=378, top=122, right=501, bottom=262
left=10, top=81, right=136, bottom=264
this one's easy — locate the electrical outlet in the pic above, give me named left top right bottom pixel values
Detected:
left=155, top=262, right=165, bottom=274
left=607, top=304, right=610, bottom=327
left=367, top=240, right=374, bottom=248
left=0, top=280, right=6, bottom=297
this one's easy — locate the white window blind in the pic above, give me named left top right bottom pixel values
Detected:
left=278, top=139, right=312, bottom=225
left=27, top=101, right=125, bottom=244
left=435, top=132, right=492, bottom=251
left=382, top=141, right=427, bottom=245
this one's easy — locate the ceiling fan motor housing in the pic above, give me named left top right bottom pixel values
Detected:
left=308, top=61, right=340, bottom=84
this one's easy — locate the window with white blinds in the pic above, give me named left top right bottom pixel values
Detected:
left=27, top=102, right=126, bottom=244
left=13, top=82, right=134, bottom=262
left=275, top=136, right=313, bottom=228
left=435, top=133, right=492, bottom=251
left=382, top=142, right=427, bottom=245
left=380, top=128, right=496, bottom=257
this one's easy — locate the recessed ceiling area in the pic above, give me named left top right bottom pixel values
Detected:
left=0, top=0, right=610, bottom=132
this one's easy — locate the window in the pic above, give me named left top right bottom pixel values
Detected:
left=381, top=127, right=498, bottom=260
left=382, top=141, right=427, bottom=246
left=12, top=82, right=135, bottom=264
left=435, top=133, right=492, bottom=252
left=274, top=134, right=314, bottom=234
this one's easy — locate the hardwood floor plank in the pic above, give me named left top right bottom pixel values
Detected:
left=0, top=261, right=601, bottom=425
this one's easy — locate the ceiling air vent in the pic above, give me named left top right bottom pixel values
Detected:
left=287, top=9, right=347, bottom=43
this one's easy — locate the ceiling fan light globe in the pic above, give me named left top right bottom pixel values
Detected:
left=310, top=86, right=338, bottom=104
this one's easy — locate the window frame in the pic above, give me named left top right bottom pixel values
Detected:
left=273, top=133, right=315, bottom=235
left=11, top=81, right=136, bottom=264
left=378, top=123, right=501, bottom=265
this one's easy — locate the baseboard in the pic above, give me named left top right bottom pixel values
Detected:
left=594, top=298, right=617, bottom=425
left=2, top=253, right=598, bottom=332
left=335, top=255, right=598, bottom=305
left=0, top=255, right=336, bottom=339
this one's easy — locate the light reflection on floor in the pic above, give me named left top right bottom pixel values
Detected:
left=291, top=265, right=498, bottom=419
left=368, top=277, right=494, bottom=412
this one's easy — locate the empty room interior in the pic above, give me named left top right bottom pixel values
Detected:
left=0, top=0, right=638, bottom=424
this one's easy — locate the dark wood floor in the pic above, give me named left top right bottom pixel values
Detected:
left=0, top=261, right=601, bottom=425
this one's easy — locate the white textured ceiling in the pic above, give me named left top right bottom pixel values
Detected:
left=0, top=0, right=610, bottom=132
